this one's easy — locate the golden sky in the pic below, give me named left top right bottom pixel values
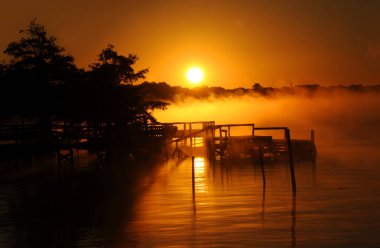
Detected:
left=1, top=0, right=380, bottom=88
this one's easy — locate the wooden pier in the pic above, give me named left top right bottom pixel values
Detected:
left=0, top=121, right=317, bottom=168
left=167, top=122, right=317, bottom=163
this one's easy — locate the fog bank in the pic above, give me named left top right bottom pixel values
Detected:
left=155, top=92, right=380, bottom=146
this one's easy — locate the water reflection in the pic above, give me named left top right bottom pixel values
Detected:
left=193, top=157, right=206, bottom=194
left=2, top=143, right=380, bottom=247
left=261, top=182, right=266, bottom=226
left=291, top=193, right=297, bottom=247
left=193, top=137, right=203, bottom=147
left=126, top=155, right=302, bottom=247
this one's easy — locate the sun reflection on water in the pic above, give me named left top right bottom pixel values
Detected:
left=194, top=157, right=207, bottom=194
left=193, top=137, right=204, bottom=147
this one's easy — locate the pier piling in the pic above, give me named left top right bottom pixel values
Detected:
left=285, top=128, right=297, bottom=193
left=259, top=147, right=266, bottom=188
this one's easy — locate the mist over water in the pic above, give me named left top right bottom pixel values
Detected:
left=155, top=91, right=380, bottom=146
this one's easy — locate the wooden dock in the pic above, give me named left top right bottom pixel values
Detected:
left=167, top=122, right=316, bottom=163
left=0, top=121, right=317, bottom=167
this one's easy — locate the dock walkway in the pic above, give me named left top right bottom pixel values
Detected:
left=167, top=122, right=316, bottom=162
left=0, top=121, right=317, bottom=166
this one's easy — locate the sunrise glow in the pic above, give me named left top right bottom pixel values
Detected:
left=186, top=67, right=204, bottom=84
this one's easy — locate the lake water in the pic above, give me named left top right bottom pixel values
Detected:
left=1, top=138, right=380, bottom=247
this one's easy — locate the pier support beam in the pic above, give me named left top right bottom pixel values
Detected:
left=259, top=147, right=266, bottom=188
left=192, top=156, right=196, bottom=214
left=285, top=128, right=296, bottom=193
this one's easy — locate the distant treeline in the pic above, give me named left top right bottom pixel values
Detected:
left=136, top=82, right=380, bottom=102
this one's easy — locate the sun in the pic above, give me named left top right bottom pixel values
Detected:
left=186, top=67, right=204, bottom=84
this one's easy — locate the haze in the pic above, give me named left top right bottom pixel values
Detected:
left=155, top=91, right=380, bottom=146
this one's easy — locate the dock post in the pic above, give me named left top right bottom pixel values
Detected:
left=310, top=129, right=317, bottom=163
left=183, top=123, right=186, bottom=145
left=192, top=156, right=195, bottom=188
left=259, top=147, right=266, bottom=187
left=212, top=124, right=215, bottom=143
left=285, top=128, right=297, bottom=193
left=190, top=123, right=193, bottom=147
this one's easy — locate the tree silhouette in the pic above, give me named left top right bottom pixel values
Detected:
left=0, top=62, right=6, bottom=76
left=0, top=21, right=170, bottom=128
left=1, top=19, right=79, bottom=123
left=4, top=19, right=77, bottom=86
left=84, top=45, right=167, bottom=124
left=252, top=83, right=264, bottom=93
left=89, top=45, right=148, bottom=87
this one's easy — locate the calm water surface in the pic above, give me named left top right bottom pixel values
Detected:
left=1, top=141, right=380, bottom=247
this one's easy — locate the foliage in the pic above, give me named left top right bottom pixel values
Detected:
left=0, top=20, right=79, bottom=120
left=77, top=46, right=167, bottom=124
left=0, top=20, right=168, bottom=126
left=89, top=45, right=148, bottom=87
left=4, top=19, right=77, bottom=86
left=136, top=81, right=380, bottom=102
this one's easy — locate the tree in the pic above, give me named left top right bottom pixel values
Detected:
left=0, top=21, right=168, bottom=127
left=0, top=19, right=79, bottom=127
left=89, top=45, right=148, bottom=87
left=252, top=82, right=264, bottom=93
left=84, top=45, right=167, bottom=124
left=0, top=62, right=6, bottom=76
left=4, top=19, right=77, bottom=86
